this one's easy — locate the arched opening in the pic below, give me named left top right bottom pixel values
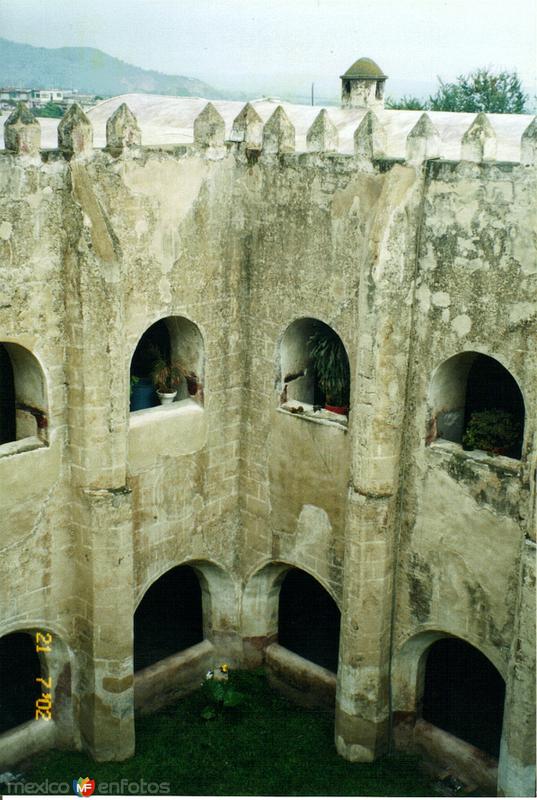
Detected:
left=134, top=565, right=204, bottom=671
left=422, top=637, right=505, bottom=758
left=278, top=568, right=340, bottom=673
left=280, top=318, right=350, bottom=417
left=130, top=316, right=204, bottom=412
left=0, top=343, right=48, bottom=449
left=0, top=632, right=42, bottom=734
left=428, top=352, right=524, bottom=459
left=0, top=344, right=16, bottom=444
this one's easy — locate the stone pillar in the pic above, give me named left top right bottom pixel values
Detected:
left=75, top=488, right=135, bottom=761
left=64, top=159, right=134, bottom=760
left=335, top=164, right=424, bottom=761
left=497, top=541, right=536, bottom=797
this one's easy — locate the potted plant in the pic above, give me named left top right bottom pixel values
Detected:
left=151, top=354, right=186, bottom=405
left=308, top=326, right=350, bottom=416
left=462, top=408, right=521, bottom=456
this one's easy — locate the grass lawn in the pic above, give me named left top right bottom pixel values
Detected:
left=25, top=669, right=437, bottom=796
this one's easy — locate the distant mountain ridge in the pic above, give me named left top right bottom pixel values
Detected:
left=0, top=37, right=222, bottom=99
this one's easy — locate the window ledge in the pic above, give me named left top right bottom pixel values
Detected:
left=278, top=401, right=348, bottom=431
left=129, top=398, right=202, bottom=429
left=429, top=438, right=521, bottom=474
left=0, top=435, right=47, bottom=459
left=128, top=398, right=207, bottom=469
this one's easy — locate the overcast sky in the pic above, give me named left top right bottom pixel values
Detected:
left=1, top=0, right=536, bottom=100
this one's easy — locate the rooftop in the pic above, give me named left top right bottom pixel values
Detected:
left=341, top=57, right=388, bottom=80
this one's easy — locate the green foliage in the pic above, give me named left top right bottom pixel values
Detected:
left=32, top=102, right=65, bottom=118
left=387, top=68, right=528, bottom=113
left=462, top=408, right=521, bottom=453
left=429, top=68, right=528, bottom=113
left=385, top=95, right=427, bottom=111
left=201, top=666, right=245, bottom=719
left=151, top=354, right=186, bottom=393
left=308, top=326, right=350, bottom=406
left=129, top=375, right=140, bottom=398
left=27, top=669, right=437, bottom=796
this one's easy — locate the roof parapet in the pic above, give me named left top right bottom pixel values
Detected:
left=306, top=109, right=339, bottom=153
left=262, top=106, right=295, bottom=154
left=106, top=103, right=141, bottom=152
left=193, top=102, right=225, bottom=149
left=520, top=117, right=537, bottom=166
left=58, top=103, right=93, bottom=157
left=4, top=102, right=41, bottom=156
left=406, top=113, right=440, bottom=164
left=230, top=103, right=263, bottom=149
left=354, top=111, right=386, bottom=160
left=461, top=113, right=496, bottom=162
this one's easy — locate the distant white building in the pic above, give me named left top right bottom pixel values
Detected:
left=32, top=89, right=64, bottom=104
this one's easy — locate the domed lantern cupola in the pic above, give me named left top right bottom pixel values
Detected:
left=340, top=57, right=388, bottom=109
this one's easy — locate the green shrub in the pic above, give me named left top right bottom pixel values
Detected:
left=201, top=664, right=245, bottom=719
left=308, top=326, right=350, bottom=407
left=462, top=408, right=521, bottom=453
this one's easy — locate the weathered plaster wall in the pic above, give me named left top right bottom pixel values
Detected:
left=0, top=111, right=535, bottom=795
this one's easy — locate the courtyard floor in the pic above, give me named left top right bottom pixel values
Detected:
left=21, top=669, right=437, bottom=796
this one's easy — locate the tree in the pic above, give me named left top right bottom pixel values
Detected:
left=385, top=95, right=427, bottom=111
left=32, top=102, right=65, bottom=119
left=387, top=68, right=529, bottom=114
left=429, top=68, right=528, bottom=114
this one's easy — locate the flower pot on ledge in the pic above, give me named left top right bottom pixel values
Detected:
left=157, top=390, right=177, bottom=405
left=325, top=404, right=348, bottom=416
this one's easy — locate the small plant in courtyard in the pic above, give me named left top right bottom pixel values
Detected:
left=462, top=408, right=521, bottom=454
left=201, top=663, right=245, bottom=719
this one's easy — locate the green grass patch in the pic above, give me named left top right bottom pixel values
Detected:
left=24, top=669, right=436, bottom=795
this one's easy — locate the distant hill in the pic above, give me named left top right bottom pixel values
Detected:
left=0, top=37, right=221, bottom=99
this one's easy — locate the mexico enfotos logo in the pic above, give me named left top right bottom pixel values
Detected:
left=3, top=774, right=171, bottom=794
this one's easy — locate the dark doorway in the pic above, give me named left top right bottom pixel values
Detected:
left=134, top=565, right=204, bottom=672
left=422, top=638, right=505, bottom=758
left=0, top=344, right=16, bottom=445
left=278, top=569, right=340, bottom=673
left=0, top=632, right=41, bottom=734
left=464, top=355, right=524, bottom=458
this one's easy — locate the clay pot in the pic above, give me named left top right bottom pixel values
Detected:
left=325, top=404, right=348, bottom=416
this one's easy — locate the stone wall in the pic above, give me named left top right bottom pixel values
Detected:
left=0, top=103, right=535, bottom=795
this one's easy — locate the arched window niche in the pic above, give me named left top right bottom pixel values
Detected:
left=279, top=318, right=350, bottom=423
left=129, top=316, right=204, bottom=414
left=0, top=342, right=48, bottom=454
left=428, top=352, right=524, bottom=460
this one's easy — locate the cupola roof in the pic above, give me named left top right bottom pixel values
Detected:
left=341, top=58, right=387, bottom=80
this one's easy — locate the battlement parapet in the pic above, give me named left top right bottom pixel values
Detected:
left=106, top=102, right=141, bottom=152
left=461, top=112, right=496, bottom=162
left=2, top=100, right=535, bottom=168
